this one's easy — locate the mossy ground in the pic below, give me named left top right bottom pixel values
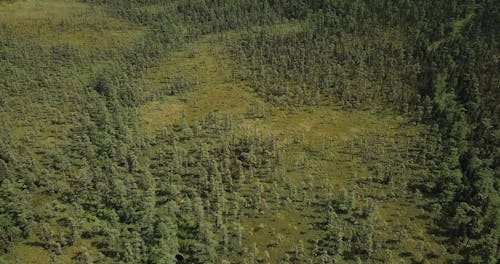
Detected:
left=0, top=0, right=144, bottom=52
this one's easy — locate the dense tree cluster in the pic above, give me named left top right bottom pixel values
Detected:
left=0, top=0, right=497, bottom=263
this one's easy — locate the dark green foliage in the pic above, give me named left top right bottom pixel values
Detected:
left=0, top=179, right=34, bottom=253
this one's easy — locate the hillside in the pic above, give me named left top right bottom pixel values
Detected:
left=0, top=0, right=498, bottom=263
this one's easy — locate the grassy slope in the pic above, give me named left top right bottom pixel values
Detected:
left=1, top=1, right=448, bottom=263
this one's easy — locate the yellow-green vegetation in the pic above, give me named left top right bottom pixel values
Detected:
left=0, top=0, right=498, bottom=264
left=139, top=34, right=255, bottom=133
left=0, top=0, right=144, bottom=52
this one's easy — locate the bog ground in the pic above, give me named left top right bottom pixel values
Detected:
left=0, top=0, right=497, bottom=263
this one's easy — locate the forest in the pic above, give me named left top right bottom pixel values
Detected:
left=0, top=0, right=498, bottom=263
